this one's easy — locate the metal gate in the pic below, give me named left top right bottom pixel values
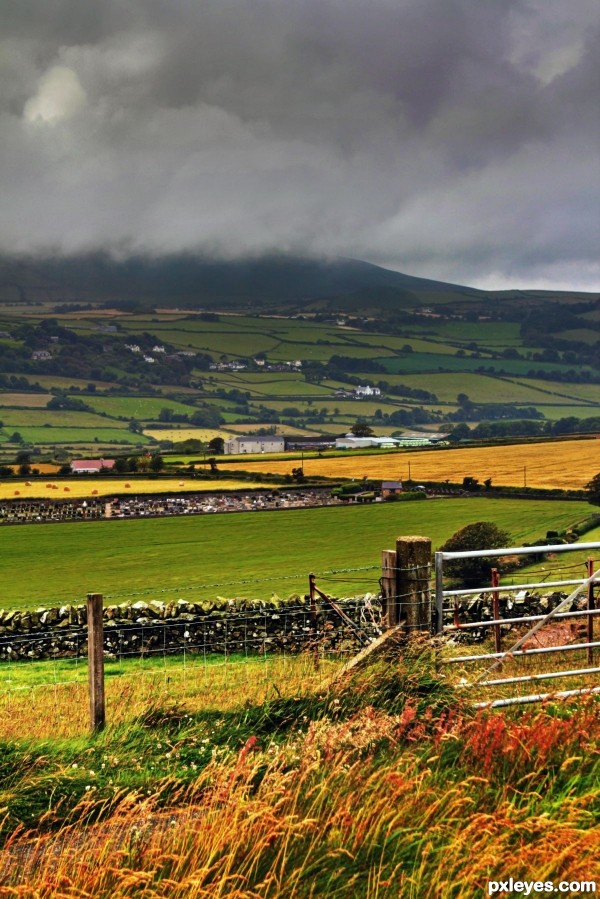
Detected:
left=434, top=540, right=600, bottom=707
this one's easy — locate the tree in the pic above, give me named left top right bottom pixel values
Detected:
left=351, top=420, right=374, bottom=438
left=439, top=521, right=512, bottom=587
left=586, top=472, right=600, bottom=506
left=208, top=436, right=225, bottom=454
left=149, top=454, right=164, bottom=472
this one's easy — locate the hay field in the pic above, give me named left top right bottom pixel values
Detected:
left=143, top=427, right=227, bottom=442
left=0, top=392, right=50, bottom=407
left=0, top=477, right=276, bottom=501
left=224, top=438, right=599, bottom=490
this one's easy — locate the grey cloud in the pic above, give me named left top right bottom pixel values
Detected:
left=0, top=0, right=598, bottom=289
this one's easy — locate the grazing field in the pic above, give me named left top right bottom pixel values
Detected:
left=224, top=438, right=600, bottom=490
left=378, top=352, right=587, bottom=378
left=0, top=408, right=117, bottom=428
left=1, top=497, right=589, bottom=609
left=80, top=395, right=201, bottom=419
left=7, top=426, right=148, bottom=445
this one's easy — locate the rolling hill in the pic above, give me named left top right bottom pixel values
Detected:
left=1, top=252, right=596, bottom=313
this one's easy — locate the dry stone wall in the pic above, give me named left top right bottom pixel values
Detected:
left=0, top=595, right=383, bottom=662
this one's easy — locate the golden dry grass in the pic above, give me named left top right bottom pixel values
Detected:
left=0, top=477, right=279, bottom=501
left=224, top=438, right=600, bottom=490
left=143, top=427, right=228, bottom=442
left=0, top=392, right=50, bottom=407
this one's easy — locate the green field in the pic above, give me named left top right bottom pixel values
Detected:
left=0, top=408, right=117, bottom=428
left=6, top=427, right=148, bottom=445
left=80, top=395, right=200, bottom=420
left=2, top=497, right=589, bottom=610
left=378, top=352, right=592, bottom=378
left=0, top=307, right=597, bottom=451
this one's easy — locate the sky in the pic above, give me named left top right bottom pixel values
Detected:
left=2, top=0, right=599, bottom=291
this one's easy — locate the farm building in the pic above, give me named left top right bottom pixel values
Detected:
left=224, top=436, right=285, bottom=455
left=381, top=480, right=403, bottom=498
left=285, top=436, right=337, bottom=451
left=71, top=459, right=116, bottom=474
left=354, top=385, right=381, bottom=397
left=335, top=435, right=401, bottom=450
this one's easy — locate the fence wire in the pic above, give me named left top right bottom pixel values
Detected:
left=0, top=596, right=383, bottom=701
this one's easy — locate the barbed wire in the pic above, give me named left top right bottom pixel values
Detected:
left=101, top=565, right=383, bottom=600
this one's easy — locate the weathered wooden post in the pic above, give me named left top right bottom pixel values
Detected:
left=381, top=549, right=398, bottom=627
left=396, top=536, right=432, bottom=632
left=87, top=593, right=105, bottom=732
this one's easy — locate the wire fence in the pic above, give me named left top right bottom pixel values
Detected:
left=0, top=595, right=383, bottom=697
left=3, top=538, right=600, bottom=735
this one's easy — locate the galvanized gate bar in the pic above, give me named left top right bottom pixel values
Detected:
left=441, top=639, right=600, bottom=665
left=474, top=685, right=600, bottom=709
left=444, top=607, right=600, bottom=631
left=442, top=576, right=599, bottom=598
left=459, top=665, right=600, bottom=689
left=437, top=540, right=600, bottom=561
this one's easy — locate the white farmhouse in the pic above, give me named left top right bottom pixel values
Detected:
left=355, top=385, right=381, bottom=397
left=224, top=436, right=285, bottom=454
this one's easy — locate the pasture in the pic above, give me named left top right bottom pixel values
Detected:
left=224, top=438, right=600, bottom=490
left=1, top=497, right=589, bottom=609
left=80, top=395, right=200, bottom=419
left=5, top=427, right=147, bottom=445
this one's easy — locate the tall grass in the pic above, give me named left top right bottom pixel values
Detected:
left=0, top=645, right=598, bottom=896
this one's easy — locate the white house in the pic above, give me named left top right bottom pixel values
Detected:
left=355, top=385, right=381, bottom=397
left=224, top=436, right=285, bottom=455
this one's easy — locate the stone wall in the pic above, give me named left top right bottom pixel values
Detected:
left=0, top=595, right=383, bottom=661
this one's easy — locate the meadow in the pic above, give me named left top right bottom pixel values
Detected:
left=3, top=497, right=590, bottom=610
left=0, top=646, right=598, bottom=896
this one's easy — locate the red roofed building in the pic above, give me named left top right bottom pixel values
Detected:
left=70, top=459, right=116, bottom=474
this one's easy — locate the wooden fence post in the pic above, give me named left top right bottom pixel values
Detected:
left=396, top=536, right=432, bottom=632
left=381, top=550, right=398, bottom=628
left=87, top=593, right=105, bottom=732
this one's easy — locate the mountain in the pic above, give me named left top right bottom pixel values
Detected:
left=0, top=252, right=596, bottom=313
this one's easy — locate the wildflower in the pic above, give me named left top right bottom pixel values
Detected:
left=71, top=763, right=78, bottom=769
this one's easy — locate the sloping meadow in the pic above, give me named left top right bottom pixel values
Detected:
left=0, top=641, right=598, bottom=897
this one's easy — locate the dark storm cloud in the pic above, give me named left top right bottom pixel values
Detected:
left=1, top=0, right=598, bottom=289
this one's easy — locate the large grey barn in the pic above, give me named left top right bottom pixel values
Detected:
left=224, top=436, right=285, bottom=454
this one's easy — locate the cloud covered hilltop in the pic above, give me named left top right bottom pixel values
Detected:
left=2, top=0, right=599, bottom=290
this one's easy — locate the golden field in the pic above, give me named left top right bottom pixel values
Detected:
left=0, top=477, right=279, bottom=501
left=143, top=426, right=227, bottom=442
left=224, top=437, right=600, bottom=490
